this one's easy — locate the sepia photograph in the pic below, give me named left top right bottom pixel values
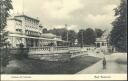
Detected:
left=0, top=0, right=127, bottom=75
left=1, top=80, right=128, bottom=81
left=1, top=80, right=127, bottom=81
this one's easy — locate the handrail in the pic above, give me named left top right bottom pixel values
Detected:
left=28, top=46, right=69, bottom=52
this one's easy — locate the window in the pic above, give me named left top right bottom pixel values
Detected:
left=16, top=29, right=18, bottom=31
left=102, top=43, right=104, bottom=46
left=97, top=43, right=100, bottom=47
left=25, top=30, right=28, bottom=34
left=28, top=31, right=30, bottom=35
left=19, top=29, right=22, bottom=32
left=16, top=29, right=22, bottom=33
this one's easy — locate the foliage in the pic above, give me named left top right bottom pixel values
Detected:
left=0, top=0, right=13, bottom=67
left=49, top=28, right=77, bottom=46
left=77, top=29, right=85, bottom=47
left=95, top=28, right=104, bottom=38
left=0, top=48, right=10, bottom=67
left=42, top=28, right=49, bottom=33
left=84, top=28, right=96, bottom=45
left=0, top=0, right=13, bottom=47
left=110, top=0, right=127, bottom=52
left=77, top=28, right=96, bottom=46
left=49, top=28, right=67, bottom=40
left=14, top=43, right=28, bottom=60
left=68, top=30, right=77, bottom=46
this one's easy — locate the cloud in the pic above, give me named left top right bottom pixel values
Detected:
left=12, top=0, right=121, bottom=32
left=41, top=0, right=83, bottom=19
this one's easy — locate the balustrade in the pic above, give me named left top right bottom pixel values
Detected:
left=28, top=46, right=69, bottom=55
left=9, top=46, right=89, bottom=55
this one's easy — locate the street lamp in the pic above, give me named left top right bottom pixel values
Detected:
left=67, top=30, right=69, bottom=42
left=65, top=24, right=70, bottom=47
left=81, top=30, right=84, bottom=48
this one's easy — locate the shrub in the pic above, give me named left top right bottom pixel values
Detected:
left=0, top=48, right=10, bottom=67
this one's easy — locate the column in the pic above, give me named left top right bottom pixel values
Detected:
left=39, top=40, right=42, bottom=47
left=33, top=39, right=36, bottom=47
left=12, top=36, right=14, bottom=47
left=38, top=39, right=40, bottom=47
left=22, top=37, right=26, bottom=48
left=95, top=42, right=97, bottom=47
left=100, top=42, right=102, bottom=47
left=41, top=40, right=43, bottom=47
left=54, top=40, right=57, bottom=46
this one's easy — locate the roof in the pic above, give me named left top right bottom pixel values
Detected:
left=95, top=30, right=110, bottom=42
left=8, top=18, right=22, bottom=22
left=41, top=33, right=58, bottom=38
left=9, top=33, right=64, bottom=42
left=15, top=14, right=39, bottom=22
left=95, top=38, right=107, bottom=42
left=39, top=25, right=43, bottom=28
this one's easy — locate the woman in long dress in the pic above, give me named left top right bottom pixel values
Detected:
left=103, top=57, right=106, bottom=69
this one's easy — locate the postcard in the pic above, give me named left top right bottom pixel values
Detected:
left=0, top=0, right=127, bottom=80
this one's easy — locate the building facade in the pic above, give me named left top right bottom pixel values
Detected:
left=6, top=14, right=64, bottom=48
left=95, top=30, right=110, bottom=52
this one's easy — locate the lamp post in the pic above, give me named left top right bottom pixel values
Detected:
left=81, top=30, right=84, bottom=48
left=67, top=30, right=68, bottom=42
left=65, top=24, right=70, bottom=47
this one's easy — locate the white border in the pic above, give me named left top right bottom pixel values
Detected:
left=1, top=74, right=127, bottom=80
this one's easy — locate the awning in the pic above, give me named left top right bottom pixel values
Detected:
left=9, top=33, right=65, bottom=42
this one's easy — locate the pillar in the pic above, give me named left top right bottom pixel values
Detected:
left=96, top=42, right=98, bottom=47
left=33, top=39, right=36, bottom=47
left=100, top=42, right=102, bottom=47
left=54, top=41, right=57, bottom=46
left=22, top=37, right=26, bottom=48
left=12, top=36, right=14, bottom=47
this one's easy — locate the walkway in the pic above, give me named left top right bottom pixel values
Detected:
left=77, top=53, right=127, bottom=74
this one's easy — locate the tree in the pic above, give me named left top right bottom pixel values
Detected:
left=95, top=28, right=104, bottom=38
left=68, top=30, right=77, bottom=46
left=49, top=28, right=68, bottom=41
left=49, top=28, right=77, bottom=46
left=77, top=29, right=85, bottom=47
left=42, top=28, right=49, bottom=33
left=77, top=28, right=96, bottom=46
left=84, top=28, right=96, bottom=45
left=0, top=0, right=13, bottom=67
left=110, top=0, right=127, bottom=52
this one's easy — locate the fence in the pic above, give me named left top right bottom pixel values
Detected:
left=28, top=46, right=71, bottom=61
left=28, top=46, right=69, bottom=55
left=1, top=46, right=108, bottom=61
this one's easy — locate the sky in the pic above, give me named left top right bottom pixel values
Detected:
left=11, top=0, right=121, bottom=32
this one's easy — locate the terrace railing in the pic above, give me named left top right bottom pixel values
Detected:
left=28, top=46, right=69, bottom=55
left=8, top=46, right=95, bottom=56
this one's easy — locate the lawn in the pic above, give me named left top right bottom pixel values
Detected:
left=4, top=55, right=101, bottom=74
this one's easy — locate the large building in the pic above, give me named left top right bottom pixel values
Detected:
left=6, top=14, right=65, bottom=48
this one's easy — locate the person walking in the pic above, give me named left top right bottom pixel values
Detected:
left=103, top=57, right=106, bottom=69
